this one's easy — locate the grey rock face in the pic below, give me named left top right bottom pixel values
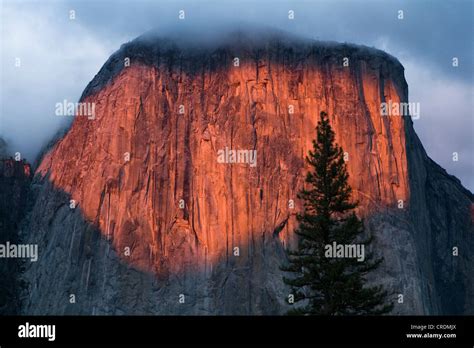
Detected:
left=0, top=157, right=32, bottom=314
left=405, top=124, right=474, bottom=314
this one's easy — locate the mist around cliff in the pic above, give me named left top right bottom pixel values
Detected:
left=0, top=0, right=472, bottom=189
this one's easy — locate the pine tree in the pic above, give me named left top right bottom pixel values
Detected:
left=282, top=111, right=393, bottom=315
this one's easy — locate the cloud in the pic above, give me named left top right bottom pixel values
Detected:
left=0, top=2, right=119, bottom=161
left=404, top=59, right=474, bottom=190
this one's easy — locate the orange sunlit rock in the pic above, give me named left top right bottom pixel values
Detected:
left=37, top=57, right=410, bottom=275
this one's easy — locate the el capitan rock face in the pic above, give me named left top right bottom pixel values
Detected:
left=19, top=31, right=473, bottom=315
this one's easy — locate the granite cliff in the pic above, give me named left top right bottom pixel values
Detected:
left=14, top=31, right=473, bottom=315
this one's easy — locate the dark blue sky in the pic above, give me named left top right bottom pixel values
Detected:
left=1, top=0, right=472, bottom=189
